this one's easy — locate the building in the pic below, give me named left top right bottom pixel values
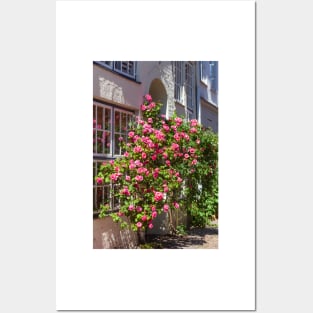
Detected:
left=93, top=61, right=218, bottom=248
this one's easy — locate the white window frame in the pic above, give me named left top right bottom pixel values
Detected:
left=114, top=61, right=136, bottom=79
left=200, top=61, right=209, bottom=85
left=185, top=62, right=194, bottom=110
left=174, top=61, right=183, bottom=104
left=96, top=61, right=136, bottom=79
left=93, top=103, right=135, bottom=213
left=93, top=103, right=113, bottom=158
left=113, top=107, right=135, bottom=157
left=93, top=102, right=135, bottom=158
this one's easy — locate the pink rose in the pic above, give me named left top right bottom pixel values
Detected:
left=110, top=173, right=119, bottom=181
left=136, top=206, right=143, bottom=212
left=128, top=131, right=135, bottom=138
left=151, top=205, right=156, bottom=211
left=149, top=102, right=156, bottom=109
left=126, top=175, right=131, bottom=181
left=128, top=205, right=134, bottom=211
left=148, top=118, right=153, bottom=123
left=96, top=177, right=103, bottom=184
left=163, top=204, right=169, bottom=212
left=190, top=119, right=198, bottom=127
left=184, top=154, right=190, bottom=159
left=191, top=159, right=198, bottom=165
left=141, top=215, right=147, bottom=221
left=141, top=152, right=147, bottom=159
left=145, top=94, right=152, bottom=102
left=141, top=104, right=147, bottom=111
left=136, top=222, right=142, bottom=228
left=148, top=223, right=154, bottom=229
left=154, top=192, right=163, bottom=202
left=135, top=175, right=143, bottom=182
left=174, top=202, right=180, bottom=209
left=152, top=211, right=157, bottom=219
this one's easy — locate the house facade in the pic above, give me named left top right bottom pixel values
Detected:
left=93, top=61, right=218, bottom=248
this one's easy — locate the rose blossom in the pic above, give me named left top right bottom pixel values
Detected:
left=174, top=202, right=180, bottom=209
left=110, top=173, right=119, bottom=181
left=128, top=205, right=134, bottom=211
left=154, top=192, right=163, bottom=202
left=151, top=211, right=157, bottom=219
left=148, top=223, right=154, bottom=229
left=141, top=215, right=147, bottom=222
left=135, top=175, right=143, bottom=182
left=141, top=152, right=147, bottom=159
left=136, top=222, right=142, bottom=228
left=190, top=119, right=198, bottom=127
left=128, top=131, right=135, bottom=138
left=149, top=102, right=156, bottom=109
left=145, top=94, right=152, bottom=101
left=125, top=175, right=131, bottom=181
left=96, top=177, right=103, bottom=184
left=134, top=146, right=143, bottom=153
left=191, top=159, right=198, bottom=165
left=151, top=205, right=156, bottom=211
left=136, top=206, right=143, bottom=212
left=163, top=204, right=169, bottom=212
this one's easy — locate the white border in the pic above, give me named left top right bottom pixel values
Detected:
left=56, top=1, right=255, bottom=310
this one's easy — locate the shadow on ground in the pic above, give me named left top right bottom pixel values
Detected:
left=145, top=227, right=218, bottom=249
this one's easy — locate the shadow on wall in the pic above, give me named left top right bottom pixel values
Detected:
left=99, top=77, right=125, bottom=104
left=149, top=79, right=167, bottom=116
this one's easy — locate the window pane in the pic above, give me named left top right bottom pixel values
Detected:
left=103, top=131, right=111, bottom=154
left=93, top=128, right=96, bottom=153
left=115, top=111, right=120, bottom=132
left=97, top=131, right=104, bottom=154
left=114, top=61, right=121, bottom=70
left=114, top=134, right=121, bottom=155
left=128, top=62, right=134, bottom=75
left=121, top=112, right=127, bottom=132
left=97, top=106, right=104, bottom=130
left=104, top=108, right=111, bottom=130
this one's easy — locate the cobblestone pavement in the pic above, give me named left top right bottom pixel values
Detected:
left=145, top=226, right=218, bottom=249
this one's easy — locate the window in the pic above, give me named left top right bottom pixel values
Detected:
left=200, top=61, right=210, bottom=85
left=209, top=61, right=217, bottom=92
left=174, top=61, right=183, bottom=103
left=93, top=102, right=135, bottom=212
left=173, top=61, right=195, bottom=112
left=93, top=102, right=134, bottom=158
left=96, top=61, right=136, bottom=79
left=185, top=62, right=194, bottom=110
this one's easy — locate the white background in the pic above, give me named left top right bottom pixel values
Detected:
left=1, top=0, right=313, bottom=313
left=56, top=1, right=255, bottom=310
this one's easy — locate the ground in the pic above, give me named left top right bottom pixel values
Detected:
left=142, top=225, right=218, bottom=249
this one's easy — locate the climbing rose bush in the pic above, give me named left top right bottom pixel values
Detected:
left=96, top=94, right=218, bottom=233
